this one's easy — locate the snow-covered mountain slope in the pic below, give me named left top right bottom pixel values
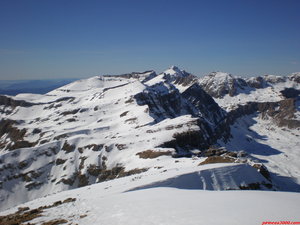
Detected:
left=198, top=72, right=248, bottom=98
left=0, top=67, right=299, bottom=216
left=1, top=164, right=299, bottom=225
left=0, top=68, right=242, bottom=211
left=145, top=66, right=197, bottom=93
left=219, top=114, right=300, bottom=191
left=199, top=71, right=300, bottom=111
left=206, top=72, right=300, bottom=192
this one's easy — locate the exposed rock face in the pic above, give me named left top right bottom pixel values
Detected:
left=173, top=74, right=197, bottom=86
left=246, top=74, right=287, bottom=88
left=246, top=76, right=266, bottom=89
left=135, top=82, right=226, bottom=123
left=0, top=95, right=34, bottom=108
left=289, top=72, right=300, bottom=83
left=160, top=126, right=213, bottom=155
left=199, top=71, right=300, bottom=99
left=0, top=119, right=37, bottom=151
left=134, top=83, right=184, bottom=122
left=226, top=99, right=300, bottom=129
left=181, top=83, right=226, bottom=125
left=198, top=72, right=248, bottom=98
left=135, top=81, right=228, bottom=154
left=105, top=70, right=157, bottom=83
left=259, top=98, right=300, bottom=129
left=162, top=66, right=195, bottom=84
left=263, top=74, right=286, bottom=84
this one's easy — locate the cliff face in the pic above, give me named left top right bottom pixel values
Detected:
left=226, top=99, right=300, bottom=129
left=198, top=72, right=248, bottom=98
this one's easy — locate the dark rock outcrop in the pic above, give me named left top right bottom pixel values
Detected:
left=246, top=76, right=266, bottom=89
left=0, top=95, right=34, bottom=108
left=280, top=88, right=300, bottom=99
left=288, top=72, right=300, bottom=83
left=104, top=70, right=157, bottom=83
left=135, top=81, right=229, bottom=154
left=226, top=99, right=300, bottom=129
left=173, top=74, right=197, bottom=86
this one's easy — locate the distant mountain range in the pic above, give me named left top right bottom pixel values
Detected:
left=0, top=67, right=299, bottom=224
left=0, top=78, right=78, bottom=96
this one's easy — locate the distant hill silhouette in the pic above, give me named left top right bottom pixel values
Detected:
left=0, top=78, right=78, bottom=95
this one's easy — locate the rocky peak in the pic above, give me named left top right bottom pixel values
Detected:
left=263, top=74, right=286, bottom=84
left=246, top=76, right=266, bottom=89
left=135, top=76, right=226, bottom=125
left=246, top=74, right=287, bottom=88
left=288, top=72, right=300, bottom=83
left=198, top=72, right=247, bottom=98
left=170, top=65, right=180, bottom=71
left=162, top=66, right=189, bottom=78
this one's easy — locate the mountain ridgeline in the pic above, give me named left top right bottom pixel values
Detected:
left=0, top=66, right=299, bottom=211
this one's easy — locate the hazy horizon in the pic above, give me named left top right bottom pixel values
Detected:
left=0, top=65, right=299, bottom=82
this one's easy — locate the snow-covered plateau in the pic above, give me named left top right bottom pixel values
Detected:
left=0, top=67, right=299, bottom=224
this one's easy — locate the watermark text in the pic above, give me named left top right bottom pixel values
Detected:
left=262, top=222, right=300, bottom=225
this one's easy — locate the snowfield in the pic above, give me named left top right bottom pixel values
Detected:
left=1, top=167, right=299, bottom=225
left=220, top=114, right=300, bottom=191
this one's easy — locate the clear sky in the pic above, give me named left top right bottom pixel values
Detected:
left=0, top=0, right=299, bottom=80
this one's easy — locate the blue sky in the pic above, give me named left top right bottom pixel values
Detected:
left=0, top=0, right=299, bottom=79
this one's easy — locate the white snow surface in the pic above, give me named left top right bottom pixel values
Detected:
left=219, top=114, right=300, bottom=191
left=0, top=165, right=299, bottom=225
